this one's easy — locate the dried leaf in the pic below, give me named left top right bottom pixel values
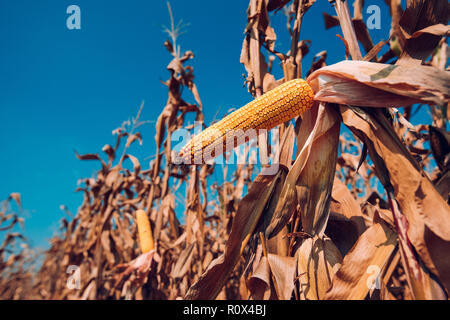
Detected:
left=330, top=178, right=366, bottom=235
left=297, top=236, right=342, bottom=300
left=409, top=23, right=450, bottom=39
left=171, top=242, right=195, bottom=279
left=185, top=170, right=283, bottom=299
left=267, top=102, right=340, bottom=238
left=267, top=253, right=297, bottom=300
left=325, top=218, right=397, bottom=300
left=340, top=105, right=450, bottom=293
left=8, top=193, right=21, bottom=209
left=247, top=255, right=272, bottom=300
left=398, top=0, right=450, bottom=64
left=308, top=60, right=450, bottom=107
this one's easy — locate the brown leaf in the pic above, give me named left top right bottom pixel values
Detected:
left=326, top=178, right=368, bottom=256
left=105, top=166, right=121, bottom=188
left=362, top=39, right=390, bottom=62
left=261, top=126, right=295, bottom=239
left=398, top=0, right=450, bottom=64
left=308, top=60, right=450, bottom=107
left=340, top=105, right=450, bottom=293
left=389, top=197, right=446, bottom=299
left=324, top=218, right=397, bottom=300
left=297, top=236, right=342, bottom=300
left=267, top=253, right=297, bottom=300
left=267, top=102, right=341, bottom=238
left=410, top=23, right=450, bottom=39
left=102, top=144, right=115, bottom=165
left=330, top=178, right=366, bottom=235
left=113, top=249, right=160, bottom=289
left=185, top=170, right=284, bottom=300
left=125, top=133, right=142, bottom=148
left=322, top=12, right=340, bottom=30
left=247, top=254, right=272, bottom=300
left=429, top=126, right=450, bottom=172
left=296, top=107, right=340, bottom=236
left=246, top=250, right=297, bottom=300
left=333, top=0, right=362, bottom=60
left=8, top=193, right=21, bottom=209
left=123, top=154, right=141, bottom=174
left=352, top=19, right=374, bottom=54
left=171, top=242, right=196, bottom=279
left=74, top=151, right=106, bottom=169
left=267, top=0, right=291, bottom=12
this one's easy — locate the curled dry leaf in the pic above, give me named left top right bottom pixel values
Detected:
left=8, top=193, right=21, bottom=209
left=340, top=105, right=450, bottom=293
left=268, top=253, right=297, bottom=300
left=267, top=102, right=340, bottom=238
left=409, top=24, right=450, bottom=39
left=398, top=0, right=450, bottom=64
left=308, top=60, right=450, bottom=107
left=297, top=236, right=342, bottom=300
left=388, top=197, right=446, bottom=300
left=324, top=217, right=397, bottom=300
left=295, top=105, right=340, bottom=236
left=113, top=248, right=161, bottom=289
left=247, top=254, right=272, bottom=300
left=330, top=178, right=366, bottom=235
left=185, top=169, right=284, bottom=300
left=326, top=178, right=368, bottom=256
left=171, top=242, right=196, bottom=279
left=247, top=250, right=297, bottom=300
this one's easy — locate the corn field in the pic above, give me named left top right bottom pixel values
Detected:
left=1, top=0, right=450, bottom=300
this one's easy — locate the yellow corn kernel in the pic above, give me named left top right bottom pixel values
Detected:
left=179, top=79, right=314, bottom=163
left=136, top=209, right=154, bottom=253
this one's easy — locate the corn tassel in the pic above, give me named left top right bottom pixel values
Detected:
left=179, top=79, right=315, bottom=163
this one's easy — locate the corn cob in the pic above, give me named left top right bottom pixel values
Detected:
left=179, top=79, right=315, bottom=163
left=136, top=209, right=154, bottom=253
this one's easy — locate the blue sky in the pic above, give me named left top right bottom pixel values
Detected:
left=1, top=0, right=406, bottom=249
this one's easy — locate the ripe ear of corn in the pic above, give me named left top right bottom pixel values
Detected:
left=136, top=209, right=154, bottom=253
left=179, top=79, right=315, bottom=163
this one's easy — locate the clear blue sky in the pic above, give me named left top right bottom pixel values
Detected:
left=1, top=1, right=405, bottom=249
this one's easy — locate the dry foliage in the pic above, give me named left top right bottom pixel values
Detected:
left=1, top=0, right=449, bottom=300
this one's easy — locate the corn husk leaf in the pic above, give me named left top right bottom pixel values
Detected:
left=267, top=102, right=341, bottom=238
left=340, top=105, right=450, bottom=293
left=330, top=177, right=366, bottom=235
left=324, top=217, right=397, bottom=300
left=247, top=252, right=272, bottom=300
left=307, top=60, right=450, bottom=107
left=185, top=169, right=284, bottom=300
left=297, top=236, right=342, bottom=300
left=247, top=250, right=297, bottom=300
left=268, top=253, right=297, bottom=300
left=171, top=242, right=196, bottom=279
left=398, top=0, right=450, bottom=64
